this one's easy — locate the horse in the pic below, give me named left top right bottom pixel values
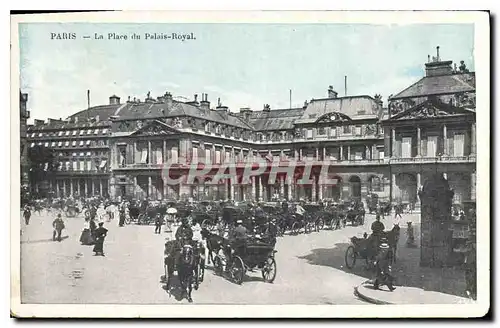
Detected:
left=201, top=228, right=225, bottom=265
left=177, top=244, right=195, bottom=303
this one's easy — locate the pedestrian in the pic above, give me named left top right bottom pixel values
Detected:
left=93, top=222, right=108, bottom=256
left=23, top=205, right=31, bottom=225
left=118, top=203, right=126, bottom=227
left=394, top=203, right=403, bottom=220
left=89, top=217, right=97, bottom=243
left=52, top=213, right=65, bottom=242
left=154, top=213, right=164, bottom=234
left=80, top=216, right=93, bottom=245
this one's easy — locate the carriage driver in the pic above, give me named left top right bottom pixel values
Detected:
left=175, top=217, right=193, bottom=247
left=369, top=214, right=386, bottom=251
left=226, top=219, right=248, bottom=271
left=295, top=201, right=306, bottom=220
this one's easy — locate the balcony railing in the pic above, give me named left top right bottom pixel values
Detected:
left=390, top=155, right=476, bottom=164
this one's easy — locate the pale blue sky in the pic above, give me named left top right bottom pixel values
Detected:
left=19, top=23, right=474, bottom=122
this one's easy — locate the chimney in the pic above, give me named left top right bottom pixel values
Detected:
left=127, top=96, right=131, bottom=103
left=239, top=107, right=252, bottom=121
left=425, top=46, right=453, bottom=77
left=109, top=95, right=120, bottom=105
left=164, top=92, right=173, bottom=109
left=263, top=104, right=271, bottom=112
left=328, top=86, right=338, bottom=99
left=186, top=94, right=200, bottom=107
left=200, top=93, right=210, bottom=110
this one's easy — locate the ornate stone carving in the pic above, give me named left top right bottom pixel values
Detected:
left=317, top=112, right=351, bottom=123
left=364, top=124, right=377, bottom=135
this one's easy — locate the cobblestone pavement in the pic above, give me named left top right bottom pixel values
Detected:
left=20, top=211, right=464, bottom=304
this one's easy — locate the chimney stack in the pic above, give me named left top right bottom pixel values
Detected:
left=164, top=92, right=173, bottom=109
left=424, top=46, right=452, bottom=77
left=263, top=104, right=271, bottom=112
left=109, top=95, right=120, bottom=105
left=200, top=93, right=210, bottom=110
left=328, top=86, right=338, bottom=99
left=239, top=107, right=252, bottom=121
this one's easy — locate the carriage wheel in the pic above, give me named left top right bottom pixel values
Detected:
left=230, top=256, right=246, bottom=285
left=345, top=246, right=357, bottom=269
left=262, top=256, right=277, bottom=283
left=291, top=222, right=300, bottom=236
left=213, top=256, right=223, bottom=276
left=315, top=218, right=325, bottom=232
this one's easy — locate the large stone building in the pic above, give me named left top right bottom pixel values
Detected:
left=26, top=49, right=476, bottom=206
left=20, top=91, right=30, bottom=189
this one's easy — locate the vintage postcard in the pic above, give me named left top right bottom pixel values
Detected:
left=10, top=11, right=490, bottom=318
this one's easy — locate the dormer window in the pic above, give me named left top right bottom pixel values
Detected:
left=204, top=122, right=210, bottom=132
left=215, top=125, right=221, bottom=134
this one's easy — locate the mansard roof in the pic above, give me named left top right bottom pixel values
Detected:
left=390, top=72, right=475, bottom=100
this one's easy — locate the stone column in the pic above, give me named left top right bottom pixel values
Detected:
left=231, top=178, right=236, bottom=201
left=318, top=176, right=323, bottom=200
left=391, top=128, right=396, bottom=157
left=471, top=171, right=476, bottom=200
left=315, top=148, right=319, bottom=161
left=299, top=148, right=303, bottom=160
left=258, top=176, right=264, bottom=201
left=56, top=180, right=60, bottom=197
left=280, top=176, right=285, bottom=199
left=322, top=147, right=326, bottom=161
left=443, top=124, right=448, bottom=156
left=163, top=140, right=167, bottom=163
left=347, top=146, right=351, bottom=161
left=294, top=149, right=299, bottom=160
left=312, top=176, right=317, bottom=202
left=417, top=126, right=421, bottom=157
left=148, top=176, right=153, bottom=198
left=84, top=179, right=88, bottom=197
left=70, top=179, right=74, bottom=196
left=148, top=141, right=152, bottom=164
left=163, top=176, right=168, bottom=199
left=99, top=179, right=103, bottom=195
left=391, top=173, right=397, bottom=202
left=251, top=176, right=256, bottom=201
left=287, top=176, right=292, bottom=201
left=63, top=180, right=67, bottom=197
left=77, top=180, right=81, bottom=196
left=365, top=145, right=369, bottom=160
left=372, top=144, right=376, bottom=160
left=416, top=173, right=421, bottom=209
left=133, top=141, right=137, bottom=163
left=91, top=179, right=95, bottom=195
left=471, top=123, right=476, bottom=155
left=340, top=146, right=343, bottom=160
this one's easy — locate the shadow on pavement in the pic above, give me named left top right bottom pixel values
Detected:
left=160, top=275, right=191, bottom=302
left=21, top=235, right=69, bottom=244
left=299, top=224, right=468, bottom=298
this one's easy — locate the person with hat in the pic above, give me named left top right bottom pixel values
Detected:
left=52, top=213, right=65, bottom=242
left=175, top=217, right=193, bottom=246
left=373, top=240, right=396, bottom=291
left=226, top=219, right=248, bottom=271
left=93, top=222, right=108, bottom=256
left=154, top=213, right=164, bottom=234
left=23, top=204, right=31, bottom=226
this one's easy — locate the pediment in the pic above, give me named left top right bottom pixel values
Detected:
left=316, top=112, right=352, bottom=123
left=389, top=100, right=473, bottom=121
left=131, top=120, right=180, bottom=136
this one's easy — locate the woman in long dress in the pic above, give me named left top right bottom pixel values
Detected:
left=79, top=217, right=92, bottom=245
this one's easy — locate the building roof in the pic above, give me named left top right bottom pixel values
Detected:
left=244, top=108, right=305, bottom=131
left=296, top=96, right=381, bottom=124
left=112, top=101, right=253, bottom=130
left=390, top=72, right=475, bottom=100
left=69, top=104, right=124, bottom=122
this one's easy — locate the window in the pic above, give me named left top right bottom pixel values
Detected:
left=58, top=141, right=63, bottom=147
left=64, top=141, right=69, bottom=146
left=205, top=149, right=212, bottom=163
left=65, top=131, right=70, bottom=136
left=306, top=129, right=313, bottom=139
left=343, top=125, right=351, bottom=134
left=140, top=148, right=148, bottom=164
left=355, top=126, right=362, bottom=136
left=87, top=130, right=92, bottom=135
left=215, top=150, right=221, bottom=164
left=215, top=125, right=221, bottom=134
left=31, top=133, right=36, bottom=138
left=72, top=153, right=77, bottom=157
left=79, top=160, right=85, bottom=171
left=99, top=160, right=107, bottom=171
left=72, top=141, right=77, bottom=146
left=72, top=161, right=78, bottom=171
left=118, top=146, right=127, bottom=167
left=368, top=176, right=382, bottom=192
left=58, top=131, right=64, bottom=136
left=94, top=129, right=99, bottom=135
left=171, top=148, right=178, bottom=164
left=205, top=123, right=210, bottom=132
left=79, top=152, right=84, bottom=157
left=65, top=161, right=70, bottom=171
left=318, top=127, right=326, bottom=135
left=44, top=142, right=49, bottom=147
left=86, top=140, right=91, bottom=146
left=86, top=151, right=91, bottom=156
left=51, top=142, right=56, bottom=147
left=224, top=151, right=231, bottom=163
left=72, top=130, right=77, bottom=135
left=79, top=140, right=84, bottom=146
left=30, top=142, right=35, bottom=147
left=102, top=129, right=108, bottom=134
left=38, top=132, right=43, bottom=137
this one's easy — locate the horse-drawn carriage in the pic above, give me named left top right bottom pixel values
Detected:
left=213, top=238, right=277, bottom=285
left=342, top=201, right=365, bottom=227
left=344, top=224, right=401, bottom=270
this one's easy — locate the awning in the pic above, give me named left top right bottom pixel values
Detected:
left=99, top=160, right=107, bottom=168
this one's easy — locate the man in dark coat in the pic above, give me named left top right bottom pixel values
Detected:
left=52, top=214, right=65, bottom=242
left=23, top=205, right=31, bottom=225
left=118, top=203, right=126, bottom=227
left=154, top=213, right=164, bottom=234
left=93, top=222, right=108, bottom=256
left=176, top=218, right=193, bottom=245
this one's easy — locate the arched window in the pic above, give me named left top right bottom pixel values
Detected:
left=368, top=176, right=382, bottom=192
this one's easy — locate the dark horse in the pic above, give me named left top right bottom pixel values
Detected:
left=382, top=223, right=401, bottom=263
left=201, top=228, right=225, bottom=265
left=164, top=241, right=195, bottom=302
